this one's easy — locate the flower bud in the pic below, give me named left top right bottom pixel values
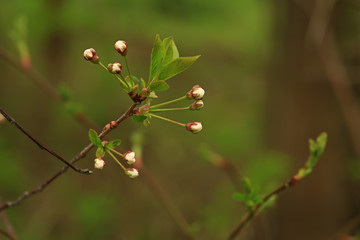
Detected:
left=190, top=100, right=204, bottom=110
left=114, top=40, right=128, bottom=56
left=0, top=113, right=5, bottom=124
left=125, top=168, right=139, bottom=179
left=185, top=121, right=202, bottom=134
left=83, top=48, right=99, bottom=64
left=94, top=158, right=105, bottom=170
left=124, top=151, right=136, bottom=165
left=187, top=85, right=205, bottom=100
left=107, top=62, right=122, bottom=74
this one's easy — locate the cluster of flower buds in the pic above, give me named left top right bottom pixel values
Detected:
left=107, top=62, right=122, bottom=74
left=83, top=48, right=99, bottom=64
left=114, top=40, right=128, bottom=56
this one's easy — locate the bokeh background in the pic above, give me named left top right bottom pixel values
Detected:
left=0, top=0, right=360, bottom=239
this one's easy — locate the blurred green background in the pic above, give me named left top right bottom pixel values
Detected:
left=0, top=0, right=359, bottom=239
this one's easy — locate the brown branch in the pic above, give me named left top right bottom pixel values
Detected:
left=0, top=46, right=99, bottom=131
left=140, top=167, right=196, bottom=240
left=0, top=198, right=17, bottom=240
left=0, top=227, right=16, bottom=240
left=227, top=177, right=298, bottom=240
left=0, top=108, right=92, bottom=175
left=0, top=102, right=138, bottom=212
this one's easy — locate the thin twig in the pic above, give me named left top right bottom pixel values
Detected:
left=0, top=108, right=92, bottom=175
left=0, top=227, right=16, bottom=240
left=227, top=178, right=296, bottom=240
left=140, top=167, right=196, bottom=240
left=0, top=198, right=17, bottom=240
left=0, top=102, right=138, bottom=212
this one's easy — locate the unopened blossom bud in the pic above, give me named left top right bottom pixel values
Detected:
left=128, top=84, right=139, bottom=100
left=83, top=48, right=99, bottom=63
left=124, top=151, right=136, bottom=165
left=107, top=62, right=122, bottom=74
left=139, top=88, right=150, bottom=101
left=0, top=113, right=4, bottom=123
left=125, top=168, right=139, bottom=179
left=187, top=85, right=205, bottom=100
left=114, top=40, right=128, bottom=56
left=190, top=100, right=204, bottom=110
left=185, top=121, right=202, bottom=134
left=94, top=158, right=105, bottom=170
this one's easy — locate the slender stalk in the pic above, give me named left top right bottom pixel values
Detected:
left=0, top=108, right=92, bottom=175
left=119, top=72, right=131, bottom=89
left=149, top=107, right=190, bottom=112
left=99, top=62, right=108, bottom=71
left=0, top=198, right=17, bottom=240
left=99, top=61, right=128, bottom=89
left=106, top=149, right=126, bottom=171
left=150, top=96, right=187, bottom=109
left=108, top=148, right=124, bottom=157
left=149, top=113, right=185, bottom=127
left=124, top=55, right=133, bottom=81
left=0, top=102, right=139, bottom=212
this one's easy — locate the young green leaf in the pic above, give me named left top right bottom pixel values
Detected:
left=242, top=177, right=253, bottom=195
left=158, top=56, right=200, bottom=81
left=96, top=147, right=105, bottom=158
left=162, top=37, right=179, bottom=67
left=148, top=91, right=158, bottom=98
left=233, top=193, right=247, bottom=202
left=111, top=140, right=122, bottom=147
left=132, top=114, right=148, bottom=123
left=89, top=129, right=102, bottom=147
left=148, top=80, right=169, bottom=92
left=149, top=35, right=165, bottom=83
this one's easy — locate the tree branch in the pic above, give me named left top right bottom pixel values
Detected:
left=0, top=227, right=16, bottom=240
left=227, top=177, right=296, bottom=240
left=0, top=108, right=92, bottom=175
left=0, top=102, right=138, bottom=212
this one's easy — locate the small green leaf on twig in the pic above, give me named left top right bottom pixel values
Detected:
left=158, top=56, right=200, bottom=81
left=148, top=80, right=169, bottom=92
left=89, top=129, right=102, bottom=147
left=132, top=114, right=148, bottom=123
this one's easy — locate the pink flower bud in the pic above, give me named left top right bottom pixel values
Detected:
left=83, top=48, right=99, bottom=63
left=114, top=40, right=128, bottom=56
left=125, top=168, right=139, bottom=179
left=185, top=121, right=202, bottom=134
left=187, top=85, right=205, bottom=100
left=107, top=62, right=122, bottom=74
left=124, top=151, right=136, bottom=165
left=94, top=158, right=105, bottom=170
left=190, top=100, right=204, bottom=110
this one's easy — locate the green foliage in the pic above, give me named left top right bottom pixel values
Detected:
left=148, top=35, right=200, bottom=84
left=148, top=80, right=169, bottom=92
left=297, top=132, right=327, bottom=179
left=233, top=177, right=262, bottom=211
left=132, top=114, right=149, bottom=123
left=88, top=129, right=102, bottom=147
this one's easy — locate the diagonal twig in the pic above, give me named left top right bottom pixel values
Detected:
left=0, top=227, right=16, bottom=240
left=0, top=108, right=92, bottom=175
left=0, top=102, right=138, bottom=212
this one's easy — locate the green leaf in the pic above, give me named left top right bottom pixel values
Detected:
left=158, top=56, right=200, bottom=81
left=148, top=91, right=158, bottom=98
left=148, top=80, right=169, bottom=92
left=233, top=193, right=247, bottom=202
left=132, top=114, right=148, bottom=123
left=162, top=37, right=179, bottom=67
left=149, top=34, right=165, bottom=82
left=89, top=129, right=102, bottom=147
left=242, top=177, right=253, bottom=195
left=96, top=147, right=105, bottom=158
left=111, top=140, right=122, bottom=147
left=258, top=195, right=277, bottom=213
left=57, top=85, right=71, bottom=102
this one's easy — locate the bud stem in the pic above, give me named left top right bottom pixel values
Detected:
left=124, top=55, right=133, bottom=82
left=150, top=96, right=187, bottom=109
left=106, top=149, right=126, bottom=171
left=148, top=113, right=185, bottom=127
left=149, top=107, right=190, bottom=112
left=108, top=148, right=124, bottom=158
left=100, top=61, right=129, bottom=90
left=119, top=72, right=131, bottom=89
